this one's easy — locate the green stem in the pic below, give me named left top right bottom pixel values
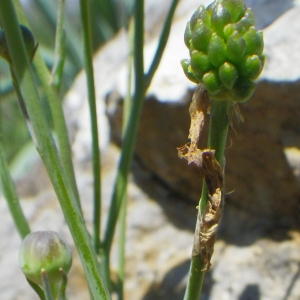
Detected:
left=0, top=133, right=30, bottom=239
left=0, top=2, right=109, bottom=299
left=34, top=0, right=83, bottom=70
left=56, top=269, right=68, bottom=300
left=184, top=99, right=230, bottom=300
left=50, top=0, right=66, bottom=90
left=102, top=0, right=145, bottom=283
left=79, top=0, right=102, bottom=253
left=144, top=0, right=179, bottom=90
left=35, top=54, right=82, bottom=211
left=41, top=271, right=54, bottom=300
left=12, top=0, right=82, bottom=213
left=116, top=194, right=127, bottom=300
left=116, top=18, right=134, bottom=300
left=27, top=279, right=46, bottom=300
left=102, top=0, right=179, bottom=284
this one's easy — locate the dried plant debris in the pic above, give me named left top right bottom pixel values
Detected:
left=177, top=84, right=209, bottom=166
left=178, top=151, right=224, bottom=271
left=229, top=101, right=244, bottom=133
left=177, top=87, right=224, bottom=271
left=198, top=150, right=224, bottom=271
left=188, top=84, right=209, bottom=162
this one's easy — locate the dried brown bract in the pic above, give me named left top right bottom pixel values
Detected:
left=177, top=87, right=225, bottom=271
left=177, top=84, right=209, bottom=165
left=198, top=150, right=224, bottom=271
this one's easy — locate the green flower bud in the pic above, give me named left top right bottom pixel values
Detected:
left=211, top=4, right=232, bottom=38
left=229, top=76, right=256, bottom=102
left=219, top=62, right=238, bottom=89
left=236, top=8, right=255, bottom=34
left=181, top=59, right=198, bottom=83
left=190, top=5, right=210, bottom=30
left=184, top=22, right=192, bottom=48
left=243, top=27, right=264, bottom=55
left=223, top=23, right=235, bottom=40
left=0, top=25, right=37, bottom=63
left=207, top=33, right=226, bottom=67
left=19, top=231, right=72, bottom=285
left=20, top=25, right=37, bottom=60
left=203, top=70, right=222, bottom=95
left=191, top=50, right=211, bottom=78
left=191, top=20, right=212, bottom=52
left=226, top=31, right=246, bottom=63
left=239, top=54, right=263, bottom=79
left=0, top=30, right=7, bottom=60
left=222, top=0, right=246, bottom=22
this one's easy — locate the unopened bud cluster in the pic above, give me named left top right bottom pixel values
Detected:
left=182, top=0, right=265, bottom=102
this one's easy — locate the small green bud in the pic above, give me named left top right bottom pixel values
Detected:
left=236, top=8, right=255, bottom=35
left=0, top=29, right=10, bottom=62
left=207, top=33, right=226, bottom=67
left=226, top=31, right=246, bottom=63
left=20, top=25, right=37, bottom=60
left=181, top=59, right=198, bottom=83
left=184, top=22, right=192, bottom=48
left=191, top=20, right=212, bottom=52
left=0, top=25, right=37, bottom=63
left=243, top=27, right=264, bottom=55
left=223, top=23, right=236, bottom=40
left=240, top=54, right=263, bottom=79
left=211, top=4, right=232, bottom=38
left=191, top=50, right=211, bottom=78
left=202, top=70, right=222, bottom=95
left=222, top=0, right=246, bottom=22
left=19, top=231, right=72, bottom=285
left=190, top=5, right=210, bottom=30
left=219, top=62, right=238, bottom=89
left=229, top=76, right=256, bottom=102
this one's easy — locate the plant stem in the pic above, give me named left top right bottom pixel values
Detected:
left=0, top=2, right=109, bottom=298
left=0, top=133, right=30, bottom=239
left=41, top=271, right=54, bottom=300
left=144, top=0, right=179, bottom=89
left=102, top=0, right=145, bottom=283
left=35, top=54, right=82, bottom=210
left=50, top=0, right=66, bottom=90
left=184, top=99, right=230, bottom=300
left=26, top=279, right=46, bottom=300
left=116, top=17, right=134, bottom=300
left=12, top=0, right=82, bottom=212
left=102, top=0, right=179, bottom=283
left=79, top=0, right=102, bottom=253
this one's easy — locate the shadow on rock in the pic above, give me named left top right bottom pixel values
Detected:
left=246, top=0, right=293, bottom=29
left=142, top=259, right=213, bottom=300
left=238, top=284, right=260, bottom=300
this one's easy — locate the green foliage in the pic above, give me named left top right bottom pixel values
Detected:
left=0, top=0, right=129, bottom=164
left=0, top=0, right=179, bottom=299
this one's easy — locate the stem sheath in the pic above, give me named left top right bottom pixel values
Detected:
left=184, top=99, right=230, bottom=300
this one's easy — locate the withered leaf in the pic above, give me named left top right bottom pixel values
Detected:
left=177, top=84, right=209, bottom=165
left=177, top=85, right=224, bottom=272
left=192, top=150, right=224, bottom=271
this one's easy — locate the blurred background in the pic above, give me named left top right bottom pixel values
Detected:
left=0, top=0, right=132, bottom=162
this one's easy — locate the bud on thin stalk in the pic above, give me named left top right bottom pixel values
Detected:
left=19, top=231, right=72, bottom=287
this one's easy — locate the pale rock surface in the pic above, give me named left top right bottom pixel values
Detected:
left=2, top=1, right=300, bottom=300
